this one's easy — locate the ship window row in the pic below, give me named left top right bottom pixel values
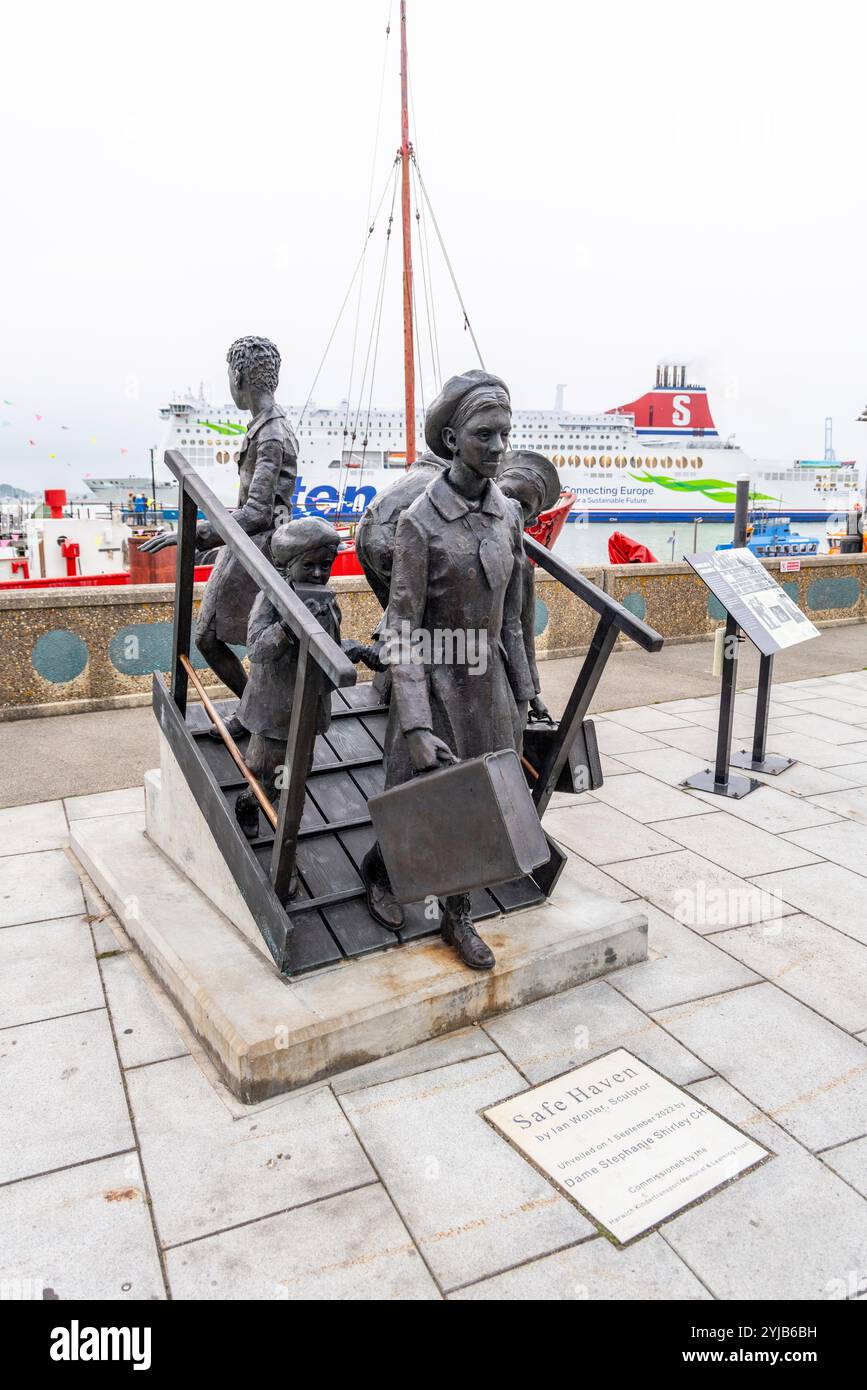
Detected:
left=549, top=455, right=703, bottom=470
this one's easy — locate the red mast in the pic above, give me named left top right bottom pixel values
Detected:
left=399, top=1, right=416, bottom=466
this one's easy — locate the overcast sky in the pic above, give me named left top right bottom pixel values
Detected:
left=1, top=0, right=865, bottom=493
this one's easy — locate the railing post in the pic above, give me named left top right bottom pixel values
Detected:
left=270, top=641, right=323, bottom=902
left=170, top=480, right=198, bottom=717
left=533, top=614, right=618, bottom=818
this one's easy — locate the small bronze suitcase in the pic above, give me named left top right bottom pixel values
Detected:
left=522, top=719, right=603, bottom=795
left=369, top=749, right=550, bottom=904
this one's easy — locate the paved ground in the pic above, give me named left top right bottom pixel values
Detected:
left=2, top=668, right=867, bottom=1299
left=1, top=623, right=863, bottom=808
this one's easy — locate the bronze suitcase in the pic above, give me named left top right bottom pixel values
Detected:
left=522, top=718, right=603, bottom=795
left=369, top=749, right=550, bottom=904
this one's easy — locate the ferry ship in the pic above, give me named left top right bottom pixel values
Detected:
left=83, top=363, right=862, bottom=525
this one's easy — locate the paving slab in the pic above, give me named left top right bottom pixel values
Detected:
left=590, top=722, right=665, bottom=756
left=752, top=761, right=867, bottom=797
left=755, top=682, right=822, bottom=702
left=543, top=803, right=679, bottom=866
left=0, top=1010, right=133, bottom=1184
left=772, top=713, right=867, bottom=746
left=589, top=772, right=709, bottom=823
left=608, top=903, right=760, bottom=1013
left=452, top=1231, right=709, bottom=1300
left=791, top=697, right=867, bottom=726
left=652, top=811, right=821, bottom=877
left=783, top=819, right=867, bottom=877
left=482, top=978, right=712, bottom=1085
left=835, top=740, right=867, bottom=759
left=0, top=914, right=102, bottom=1028
left=764, top=730, right=866, bottom=768
left=652, top=983, right=867, bottom=1151
left=680, top=709, right=768, bottom=739
left=64, top=787, right=146, bottom=821
left=126, top=1055, right=374, bottom=1248
left=648, top=727, right=721, bottom=760
left=0, top=801, right=68, bottom=858
left=99, top=953, right=189, bottom=1069
left=807, top=785, right=867, bottom=824
left=750, top=862, right=867, bottom=945
left=600, top=706, right=691, bottom=733
left=661, top=1076, right=867, bottom=1300
left=708, top=914, right=867, bottom=1033
left=91, top=914, right=132, bottom=957
left=829, top=761, right=867, bottom=787
left=819, top=1137, right=867, bottom=1198
left=545, top=844, right=638, bottom=903
left=733, top=694, right=809, bottom=719
left=825, top=671, right=867, bottom=694
left=599, top=755, right=631, bottom=776
left=0, top=1152, right=164, bottom=1301
left=611, top=746, right=711, bottom=788
left=330, top=1025, right=498, bottom=1097
left=604, top=849, right=792, bottom=933
left=651, top=698, right=718, bottom=715
left=339, top=1053, right=593, bottom=1291
left=0, top=849, right=84, bottom=929
left=165, top=1183, right=439, bottom=1300
left=687, top=782, right=840, bottom=834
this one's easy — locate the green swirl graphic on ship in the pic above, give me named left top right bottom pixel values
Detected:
left=630, top=473, right=777, bottom=506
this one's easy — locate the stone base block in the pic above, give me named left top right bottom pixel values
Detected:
left=70, top=810, right=648, bottom=1103
left=145, top=729, right=268, bottom=959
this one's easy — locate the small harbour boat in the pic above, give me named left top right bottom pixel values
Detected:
left=715, top=510, right=819, bottom=559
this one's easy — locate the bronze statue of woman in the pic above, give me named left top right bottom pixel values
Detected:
left=363, top=370, right=535, bottom=970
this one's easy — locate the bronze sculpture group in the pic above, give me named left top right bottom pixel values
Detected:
left=150, top=339, right=558, bottom=973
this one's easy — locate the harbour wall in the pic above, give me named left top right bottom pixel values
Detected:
left=1, top=554, right=866, bottom=719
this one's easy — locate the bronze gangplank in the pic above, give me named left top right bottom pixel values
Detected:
left=157, top=452, right=663, bottom=977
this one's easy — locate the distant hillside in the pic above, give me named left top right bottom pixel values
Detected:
left=0, top=483, right=35, bottom=499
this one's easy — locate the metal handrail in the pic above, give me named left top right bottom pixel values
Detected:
left=164, top=450, right=356, bottom=688
left=522, top=534, right=664, bottom=819
left=524, top=533, right=663, bottom=653
left=163, top=449, right=358, bottom=916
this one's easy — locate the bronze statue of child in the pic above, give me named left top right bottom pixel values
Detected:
left=497, top=451, right=561, bottom=724
left=234, top=517, right=379, bottom=845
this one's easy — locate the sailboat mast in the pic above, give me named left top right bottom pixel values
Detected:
left=399, top=0, right=416, bottom=466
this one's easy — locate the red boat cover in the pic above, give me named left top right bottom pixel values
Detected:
left=608, top=531, right=658, bottom=564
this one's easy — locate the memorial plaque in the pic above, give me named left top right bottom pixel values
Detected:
left=685, top=548, right=819, bottom=657
left=484, top=1048, right=769, bottom=1244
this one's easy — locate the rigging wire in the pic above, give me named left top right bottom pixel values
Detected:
left=338, top=161, right=399, bottom=510
left=358, top=176, right=399, bottom=477
left=411, top=157, right=441, bottom=397
left=341, top=3, right=394, bottom=465
left=412, top=153, right=486, bottom=371
left=408, top=66, right=442, bottom=391
left=298, top=159, right=398, bottom=431
left=419, top=170, right=443, bottom=390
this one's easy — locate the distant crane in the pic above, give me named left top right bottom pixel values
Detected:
left=824, top=416, right=836, bottom=461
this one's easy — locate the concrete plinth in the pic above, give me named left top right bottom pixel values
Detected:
left=145, top=730, right=268, bottom=959
left=71, top=776, right=648, bottom=1103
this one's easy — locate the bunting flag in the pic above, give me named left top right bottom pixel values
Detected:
left=0, top=398, right=133, bottom=462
